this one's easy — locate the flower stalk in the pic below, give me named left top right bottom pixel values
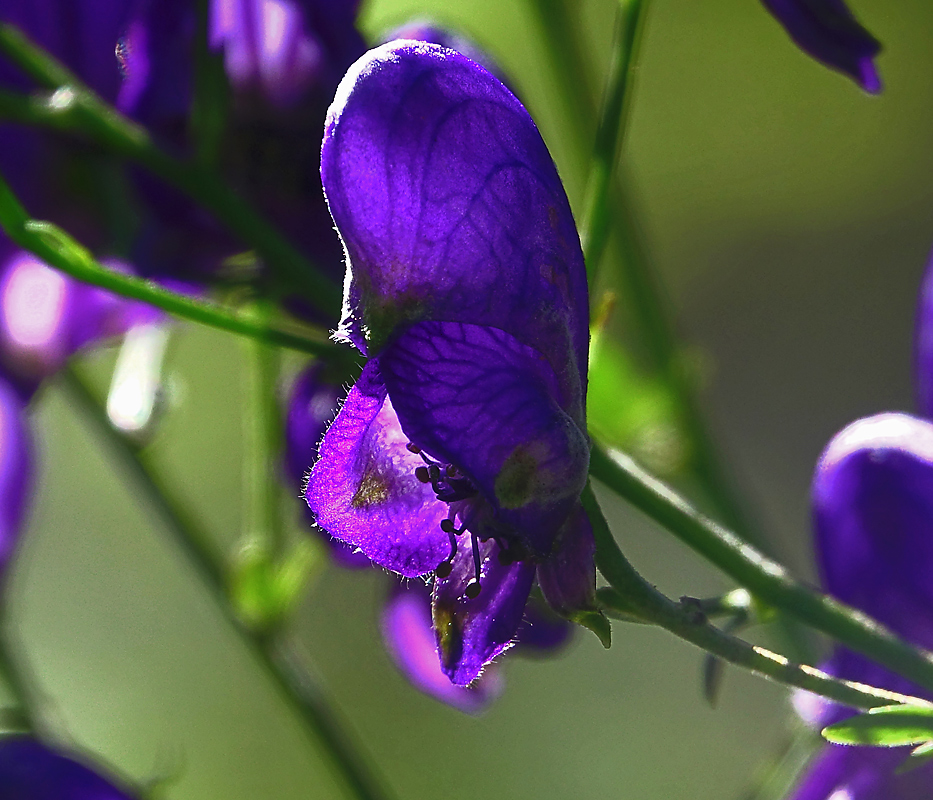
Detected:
left=590, top=445, right=933, bottom=696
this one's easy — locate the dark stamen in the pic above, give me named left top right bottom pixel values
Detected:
left=415, top=466, right=430, bottom=483
left=406, top=442, right=421, bottom=454
left=435, top=518, right=462, bottom=579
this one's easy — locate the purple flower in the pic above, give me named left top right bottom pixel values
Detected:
left=761, top=0, right=882, bottom=92
left=382, top=581, right=503, bottom=713
left=0, top=249, right=161, bottom=397
left=789, top=413, right=933, bottom=797
left=117, top=0, right=365, bottom=284
left=0, top=737, right=136, bottom=799
left=307, top=41, right=595, bottom=686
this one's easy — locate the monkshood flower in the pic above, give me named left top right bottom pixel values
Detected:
left=761, top=0, right=882, bottom=92
left=307, top=41, right=596, bottom=686
left=789, top=413, right=933, bottom=798
left=0, top=737, right=136, bottom=799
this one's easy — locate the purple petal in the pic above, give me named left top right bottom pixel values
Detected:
left=382, top=581, right=502, bottom=712
left=536, top=501, right=596, bottom=617
left=380, top=320, right=589, bottom=557
left=0, top=380, right=32, bottom=580
left=212, top=0, right=324, bottom=108
left=321, top=40, right=588, bottom=398
left=787, top=742, right=933, bottom=800
left=0, top=252, right=161, bottom=392
left=284, top=363, right=342, bottom=486
left=432, top=537, right=535, bottom=685
left=761, top=0, right=882, bottom=92
left=0, top=737, right=134, bottom=800
left=812, top=413, right=933, bottom=652
left=306, top=358, right=450, bottom=576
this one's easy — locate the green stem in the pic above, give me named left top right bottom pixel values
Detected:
left=585, top=485, right=927, bottom=711
left=529, top=0, right=810, bottom=660
left=61, top=367, right=394, bottom=800
left=580, top=0, right=649, bottom=282
left=590, top=445, right=933, bottom=696
left=0, top=631, right=40, bottom=733
left=0, top=23, right=341, bottom=315
left=0, top=171, right=351, bottom=366
left=244, top=319, right=285, bottom=556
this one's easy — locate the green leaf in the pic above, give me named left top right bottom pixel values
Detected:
left=573, top=609, right=612, bottom=649
left=822, top=704, right=933, bottom=747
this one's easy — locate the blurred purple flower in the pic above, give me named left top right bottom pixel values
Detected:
left=116, top=0, right=365, bottom=285
left=0, top=737, right=136, bottom=800
left=0, top=381, right=32, bottom=583
left=761, top=0, right=882, bottom=92
left=0, top=249, right=161, bottom=397
left=307, top=41, right=595, bottom=686
left=790, top=413, right=933, bottom=798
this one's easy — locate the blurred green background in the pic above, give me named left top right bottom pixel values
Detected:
left=7, top=0, right=933, bottom=797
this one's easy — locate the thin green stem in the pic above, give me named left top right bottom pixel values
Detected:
left=61, top=367, right=394, bottom=800
left=590, top=445, right=933, bottom=696
left=244, top=318, right=285, bottom=557
left=529, top=0, right=810, bottom=660
left=0, top=631, right=40, bottom=733
left=0, top=171, right=352, bottom=367
left=580, top=0, right=649, bottom=282
left=585, top=485, right=927, bottom=711
left=0, top=23, right=341, bottom=315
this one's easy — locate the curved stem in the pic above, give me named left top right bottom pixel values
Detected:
left=0, top=630, right=40, bottom=733
left=60, top=366, right=395, bottom=800
left=590, top=445, right=933, bottom=696
left=0, top=172, right=352, bottom=367
left=529, top=0, right=811, bottom=659
left=585, top=484, right=927, bottom=711
left=0, top=23, right=341, bottom=316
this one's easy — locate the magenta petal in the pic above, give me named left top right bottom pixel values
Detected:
left=306, top=358, right=449, bottom=576
left=322, top=41, right=588, bottom=397
left=382, top=582, right=501, bottom=713
left=380, top=320, right=589, bottom=557
left=432, top=538, right=535, bottom=685
left=537, top=501, right=596, bottom=617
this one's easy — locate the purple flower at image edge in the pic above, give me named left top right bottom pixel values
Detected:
left=0, top=737, right=135, bottom=800
left=788, top=413, right=933, bottom=798
left=307, top=41, right=600, bottom=687
left=761, top=0, right=882, bottom=92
